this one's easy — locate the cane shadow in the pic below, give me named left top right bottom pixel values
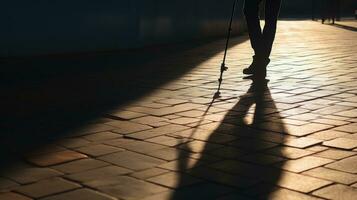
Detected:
left=171, top=79, right=287, bottom=199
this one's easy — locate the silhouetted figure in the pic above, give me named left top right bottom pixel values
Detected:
left=321, top=0, right=340, bottom=24
left=243, top=0, right=282, bottom=78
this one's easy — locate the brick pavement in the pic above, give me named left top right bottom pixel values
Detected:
left=1, top=20, right=357, bottom=200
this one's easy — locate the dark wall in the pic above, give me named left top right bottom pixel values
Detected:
left=1, top=0, right=246, bottom=57
left=3, top=0, right=355, bottom=57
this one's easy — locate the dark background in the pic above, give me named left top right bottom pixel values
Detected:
left=1, top=0, right=356, bottom=58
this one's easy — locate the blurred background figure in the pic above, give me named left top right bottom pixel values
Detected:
left=321, top=0, right=341, bottom=24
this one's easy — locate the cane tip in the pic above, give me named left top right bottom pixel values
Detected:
left=214, top=91, right=221, bottom=99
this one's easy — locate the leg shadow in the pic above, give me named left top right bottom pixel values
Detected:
left=330, top=23, right=357, bottom=32
left=171, top=79, right=287, bottom=199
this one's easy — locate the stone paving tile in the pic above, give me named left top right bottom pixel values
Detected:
left=109, top=110, right=148, bottom=120
left=98, top=151, right=166, bottom=171
left=132, top=116, right=168, bottom=125
left=334, top=123, right=357, bottom=133
left=143, top=102, right=170, bottom=109
left=0, top=177, right=19, bottom=191
left=146, top=135, right=193, bottom=147
left=229, top=139, right=279, bottom=151
left=106, top=140, right=166, bottom=154
left=27, top=145, right=67, bottom=156
left=279, top=118, right=309, bottom=126
left=26, top=150, right=87, bottom=167
left=284, top=123, right=333, bottom=137
left=150, top=103, right=203, bottom=116
left=246, top=131, right=292, bottom=144
left=186, top=119, right=214, bottom=127
left=148, top=121, right=172, bottom=128
left=275, top=156, right=333, bottom=173
left=41, top=188, right=116, bottom=200
left=126, top=124, right=189, bottom=139
left=103, top=138, right=137, bottom=147
left=264, top=188, right=324, bottom=200
left=284, top=137, right=322, bottom=148
left=322, top=115, right=351, bottom=122
left=189, top=166, right=259, bottom=188
left=86, top=176, right=170, bottom=200
left=313, top=184, right=357, bottom=200
left=158, top=157, right=209, bottom=172
left=312, top=105, right=353, bottom=115
left=106, top=120, right=152, bottom=134
left=156, top=98, right=188, bottom=105
left=171, top=128, right=238, bottom=144
left=139, top=183, right=236, bottom=200
left=65, top=166, right=132, bottom=183
left=286, top=113, right=320, bottom=121
left=343, top=133, right=357, bottom=140
left=2, top=168, right=63, bottom=184
left=308, top=129, right=349, bottom=141
left=76, top=144, right=125, bottom=157
left=147, top=172, right=202, bottom=189
left=163, top=114, right=182, bottom=120
left=305, top=145, right=329, bottom=153
left=130, top=168, right=169, bottom=179
left=14, top=177, right=80, bottom=198
left=312, top=118, right=350, bottom=126
left=195, top=113, right=225, bottom=122
left=239, top=153, right=285, bottom=165
left=314, top=149, right=356, bottom=160
left=325, top=155, right=357, bottom=173
left=209, top=160, right=270, bottom=179
left=179, top=140, right=223, bottom=153
left=207, top=146, right=247, bottom=159
left=280, top=107, right=309, bottom=117
left=273, top=171, right=332, bottom=193
left=83, top=131, right=122, bottom=142
left=323, top=137, right=357, bottom=150
left=169, top=117, right=201, bottom=125
left=335, top=109, right=357, bottom=118
left=176, top=110, right=207, bottom=117
left=300, top=103, right=326, bottom=111
left=0, top=192, right=32, bottom=200
left=51, top=158, right=110, bottom=174
left=198, top=122, right=238, bottom=135
left=144, top=147, right=181, bottom=161
left=70, top=124, right=115, bottom=137
left=303, top=167, right=357, bottom=185
left=56, top=138, right=91, bottom=149
left=266, top=146, right=315, bottom=159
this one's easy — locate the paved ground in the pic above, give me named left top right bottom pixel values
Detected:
left=1, top=20, right=357, bottom=200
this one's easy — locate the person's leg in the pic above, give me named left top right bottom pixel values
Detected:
left=243, top=0, right=264, bottom=75
left=321, top=1, right=327, bottom=24
left=332, top=5, right=336, bottom=24
left=262, top=0, right=282, bottom=59
left=244, top=0, right=263, bottom=57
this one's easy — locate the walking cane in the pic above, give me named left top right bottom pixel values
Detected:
left=215, top=0, right=238, bottom=97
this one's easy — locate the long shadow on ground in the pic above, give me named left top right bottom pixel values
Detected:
left=0, top=37, right=248, bottom=169
left=330, top=23, right=357, bottom=32
left=171, top=79, right=287, bottom=199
